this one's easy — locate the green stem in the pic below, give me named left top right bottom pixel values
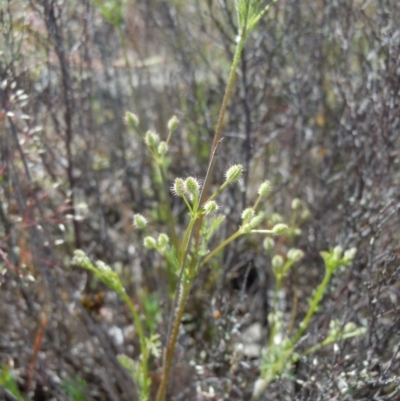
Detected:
left=199, top=230, right=242, bottom=270
left=180, top=217, right=198, bottom=263
left=119, top=290, right=148, bottom=396
left=269, top=276, right=282, bottom=347
left=290, top=269, right=332, bottom=346
left=156, top=6, right=255, bottom=401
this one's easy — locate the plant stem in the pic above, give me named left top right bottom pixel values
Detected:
left=119, top=290, right=148, bottom=395
left=156, top=4, right=257, bottom=400
left=290, top=269, right=333, bottom=346
left=199, top=230, right=242, bottom=270
left=158, top=164, right=180, bottom=255
left=155, top=281, right=192, bottom=401
left=199, top=35, right=246, bottom=208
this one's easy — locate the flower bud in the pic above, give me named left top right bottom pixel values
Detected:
left=157, top=233, right=169, bottom=247
left=241, top=208, right=255, bottom=222
left=125, top=112, right=139, bottom=130
left=272, top=255, right=284, bottom=269
left=167, top=115, right=179, bottom=133
left=133, top=214, right=147, bottom=229
left=240, top=223, right=252, bottom=234
left=184, top=177, right=200, bottom=200
left=258, top=181, right=272, bottom=197
left=271, top=223, right=289, bottom=236
left=263, top=237, right=274, bottom=252
left=291, top=198, right=301, bottom=210
left=143, top=236, right=157, bottom=249
left=204, top=200, right=218, bottom=215
left=287, top=248, right=304, bottom=262
left=144, top=130, right=160, bottom=148
left=249, top=213, right=264, bottom=229
left=171, top=178, right=185, bottom=197
left=224, top=164, right=243, bottom=184
left=158, top=141, right=168, bottom=156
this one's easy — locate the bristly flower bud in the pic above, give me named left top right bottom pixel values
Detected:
left=291, top=198, right=302, bottom=210
left=133, top=214, right=147, bottom=230
left=204, top=200, right=218, bottom=215
left=258, top=181, right=272, bottom=197
left=158, top=141, right=168, bottom=156
left=272, top=255, right=284, bottom=269
left=184, top=177, right=200, bottom=200
left=125, top=112, right=139, bottom=130
left=271, top=223, right=289, bottom=236
left=157, top=233, right=169, bottom=247
left=241, top=208, right=255, bottom=223
left=167, top=115, right=179, bottom=133
left=224, top=164, right=243, bottom=184
left=249, top=213, right=264, bottom=229
left=171, top=178, right=185, bottom=197
left=144, top=130, right=160, bottom=148
left=143, top=236, right=157, bottom=249
left=287, top=248, right=304, bottom=262
left=263, top=237, right=274, bottom=252
left=270, top=213, right=283, bottom=224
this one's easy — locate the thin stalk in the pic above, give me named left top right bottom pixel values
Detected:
left=155, top=2, right=273, bottom=399
left=290, top=269, right=332, bottom=346
left=199, top=35, right=246, bottom=209
left=119, top=290, right=148, bottom=395
left=155, top=281, right=192, bottom=401
left=158, top=164, right=180, bottom=255
left=157, top=141, right=220, bottom=400
left=199, top=230, right=242, bottom=270
left=179, top=217, right=198, bottom=263
left=268, top=277, right=282, bottom=347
